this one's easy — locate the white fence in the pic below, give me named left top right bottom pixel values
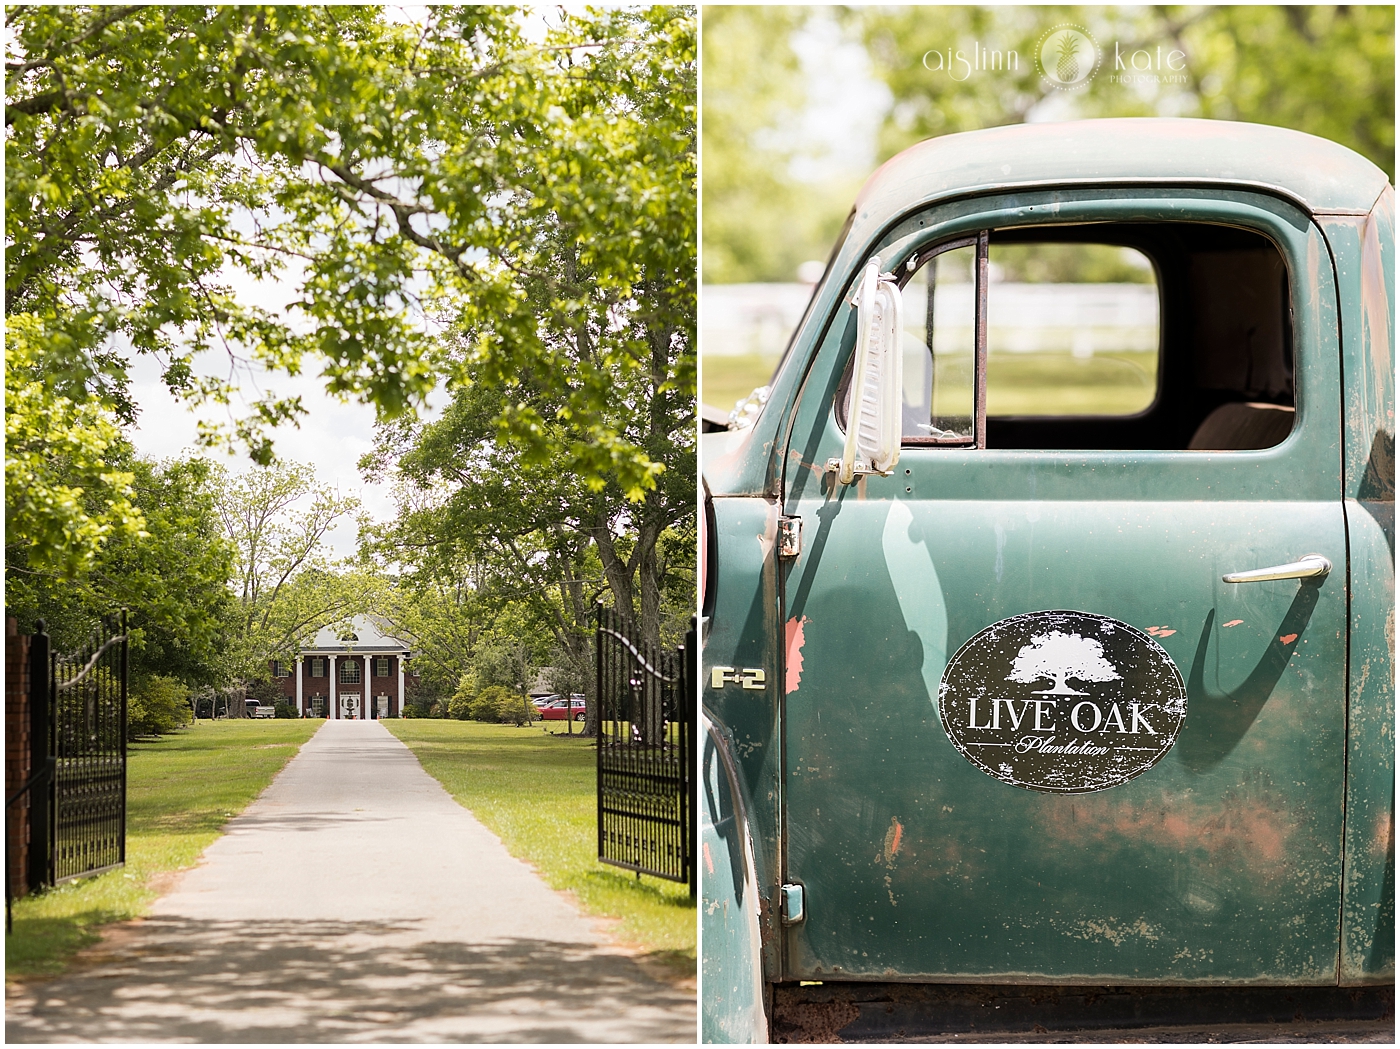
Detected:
left=702, top=282, right=1159, bottom=359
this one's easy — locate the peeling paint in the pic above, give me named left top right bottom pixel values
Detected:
left=1034, top=783, right=1298, bottom=869
left=1146, top=625, right=1177, bottom=637
left=1067, top=916, right=1161, bottom=947
left=1360, top=187, right=1393, bottom=413
left=1223, top=619, right=1244, bottom=628
left=785, top=615, right=809, bottom=694
left=1280, top=633, right=1298, bottom=645
left=1373, top=811, right=1392, bottom=858
left=883, top=817, right=904, bottom=865
left=703, top=839, right=715, bottom=876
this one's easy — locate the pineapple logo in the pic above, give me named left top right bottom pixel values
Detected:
left=1036, top=25, right=1099, bottom=90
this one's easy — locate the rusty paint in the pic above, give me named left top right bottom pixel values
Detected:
left=1280, top=633, right=1298, bottom=645
left=1033, top=784, right=1298, bottom=869
left=756, top=507, right=778, bottom=561
left=1370, top=809, right=1393, bottom=858
left=785, top=615, right=809, bottom=694
left=770, top=999, right=861, bottom=1043
left=1223, top=619, right=1244, bottom=628
left=1146, top=625, right=1177, bottom=637
left=1360, top=186, right=1394, bottom=413
left=882, top=817, right=904, bottom=864
left=703, top=839, right=715, bottom=876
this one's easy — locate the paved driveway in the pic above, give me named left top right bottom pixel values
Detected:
left=6, top=719, right=695, bottom=1042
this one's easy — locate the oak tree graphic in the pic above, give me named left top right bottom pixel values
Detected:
left=1007, top=631, right=1120, bottom=696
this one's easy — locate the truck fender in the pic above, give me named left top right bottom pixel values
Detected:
left=701, top=711, right=769, bottom=1044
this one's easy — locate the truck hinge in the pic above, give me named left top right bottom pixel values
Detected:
left=777, top=515, right=803, bottom=558
left=781, top=882, right=806, bottom=924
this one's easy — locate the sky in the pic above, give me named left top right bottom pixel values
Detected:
left=128, top=353, right=399, bottom=561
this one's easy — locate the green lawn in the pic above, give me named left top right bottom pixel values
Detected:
left=701, top=350, right=1158, bottom=421
left=701, top=352, right=782, bottom=416
left=6, top=719, right=320, bottom=979
left=385, top=720, right=696, bottom=973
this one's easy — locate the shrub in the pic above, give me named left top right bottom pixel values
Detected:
left=462, top=684, right=533, bottom=725
left=468, top=684, right=535, bottom=726
left=498, top=690, right=536, bottom=727
left=128, top=674, right=193, bottom=738
left=273, top=700, right=298, bottom=719
left=448, top=676, right=476, bottom=721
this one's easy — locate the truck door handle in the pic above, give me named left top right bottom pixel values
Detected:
left=1222, top=554, right=1331, bottom=584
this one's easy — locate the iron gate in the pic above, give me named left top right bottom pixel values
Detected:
left=596, top=605, right=695, bottom=893
left=15, top=613, right=129, bottom=895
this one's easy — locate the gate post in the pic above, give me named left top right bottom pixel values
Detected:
left=685, top=616, right=697, bottom=898
left=119, top=609, right=128, bottom=867
left=27, top=620, right=51, bottom=891
left=595, top=602, right=605, bottom=864
left=6, top=620, right=31, bottom=901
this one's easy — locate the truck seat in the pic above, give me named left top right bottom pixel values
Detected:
left=1187, top=402, right=1295, bottom=450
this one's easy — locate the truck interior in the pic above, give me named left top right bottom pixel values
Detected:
left=985, top=222, right=1294, bottom=452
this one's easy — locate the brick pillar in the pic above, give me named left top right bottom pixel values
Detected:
left=6, top=619, right=31, bottom=899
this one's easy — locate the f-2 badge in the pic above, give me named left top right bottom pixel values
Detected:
left=711, top=666, right=766, bottom=690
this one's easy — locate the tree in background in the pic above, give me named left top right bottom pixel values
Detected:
left=362, top=5, right=695, bottom=731
left=6, top=450, right=235, bottom=688
left=859, top=5, right=1393, bottom=176
left=213, top=460, right=370, bottom=678
left=704, top=5, right=1394, bottom=285
left=7, top=4, right=696, bottom=586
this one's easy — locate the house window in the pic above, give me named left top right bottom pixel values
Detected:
left=340, top=661, right=361, bottom=684
left=375, top=657, right=390, bottom=678
left=273, top=660, right=291, bottom=678
left=310, top=657, right=326, bottom=678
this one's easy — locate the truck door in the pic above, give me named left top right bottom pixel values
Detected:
left=779, top=190, right=1348, bottom=984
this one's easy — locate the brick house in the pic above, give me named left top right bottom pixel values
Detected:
left=270, top=616, right=415, bottom=719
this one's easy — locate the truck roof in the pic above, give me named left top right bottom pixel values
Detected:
left=852, top=119, right=1390, bottom=231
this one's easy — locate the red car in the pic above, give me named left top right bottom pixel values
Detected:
left=538, top=695, right=587, bottom=721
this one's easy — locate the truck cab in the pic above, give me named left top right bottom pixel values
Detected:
left=700, top=119, right=1393, bottom=1041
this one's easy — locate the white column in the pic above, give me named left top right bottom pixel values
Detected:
left=397, top=655, right=405, bottom=718
left=330, top=655, right=338, bottom=719
left=295, top=654, right=304, bottom=716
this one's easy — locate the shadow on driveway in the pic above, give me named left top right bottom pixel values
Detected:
left=7, top=916, right=695, bottom=1043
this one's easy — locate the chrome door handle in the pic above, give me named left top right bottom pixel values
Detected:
left=1222, top=554, right=1331, bottom=584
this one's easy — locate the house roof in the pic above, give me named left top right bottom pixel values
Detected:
left=300, top=615, right=411, bottom=655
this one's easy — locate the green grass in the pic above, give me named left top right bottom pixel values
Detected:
left=6, top=719, right=321, bottom=979
left=385, top=720, right=696, bottom=970
left=701, top=352, right=781, bottom=415
left=703, top=350, right=1159, bottom=422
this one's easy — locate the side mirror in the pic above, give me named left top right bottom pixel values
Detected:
left=838, top=257, right=903, bottom=484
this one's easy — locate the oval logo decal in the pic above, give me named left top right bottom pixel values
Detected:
left=938, top=610, right=1186, bottom=793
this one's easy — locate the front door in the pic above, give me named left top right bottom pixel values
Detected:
left=341, top=693, right=360, bottom=719
left=779, top=191, right=1347, bottom=983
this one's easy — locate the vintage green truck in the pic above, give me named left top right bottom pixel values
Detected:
left=700, top=119, right=1393, bottom=1041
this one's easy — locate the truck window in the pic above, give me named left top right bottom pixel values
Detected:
left=985, top=242, right=1159, bottom=417
left=900, top=242, right=977, bottom=443
left=838, top=222, right=1294, bottom=451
